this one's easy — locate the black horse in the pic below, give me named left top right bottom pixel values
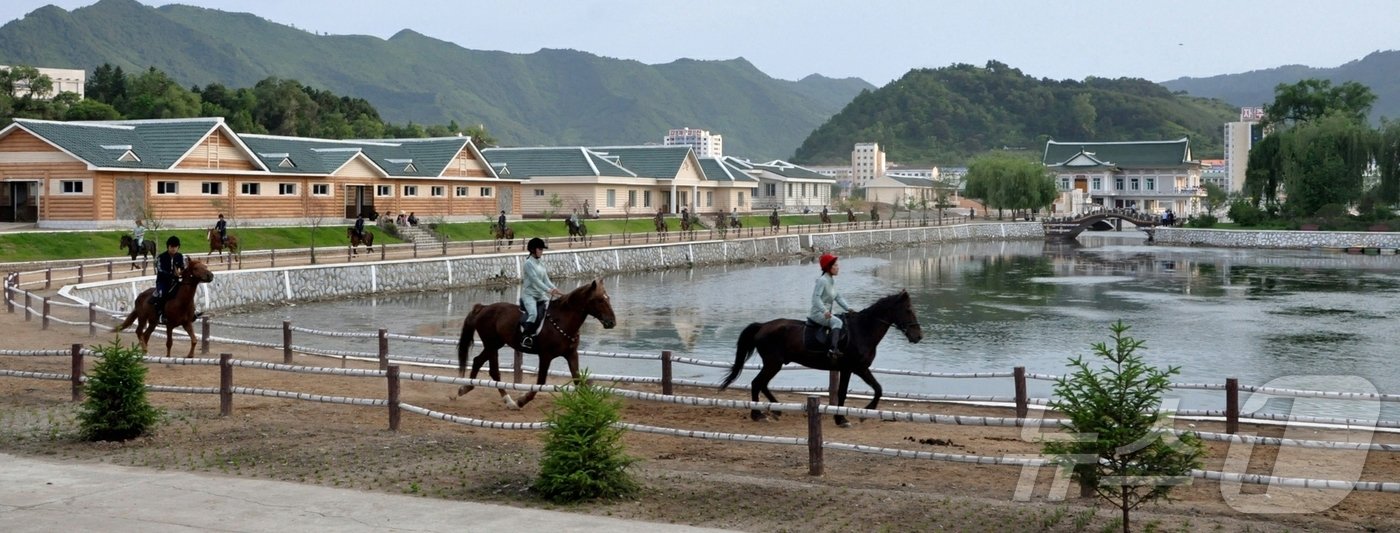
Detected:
left=565, top=217, right=587, bottom=241
left=119, top=235, right=157, bottom=270
left=720, top=290, right=923, bottom=427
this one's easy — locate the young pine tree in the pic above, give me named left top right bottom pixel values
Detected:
left=533, top=371, right=638, bottom=503
left=77, top=340, right=162, bottom=441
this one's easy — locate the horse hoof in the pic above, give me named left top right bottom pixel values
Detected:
left=837, top=421, right=853, bottom=428
left=503, top=396, right=520, bottom=410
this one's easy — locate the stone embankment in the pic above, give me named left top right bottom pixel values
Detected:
left=1152, top=228, right=1400, bottom=250
left=61, top=223, right=1043, bottom=313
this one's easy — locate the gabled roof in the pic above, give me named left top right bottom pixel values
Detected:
left=1043, top=138, right=1195, bottom=169
left=4, top=117, right=261, bottom=170
left=883, top=175, right=938, bottom=188
left=479, top=147, right=637, bottom=178
left=240, top=135, right=476, bottom=177
left=587, top=145, right=693, bottom=179
left=697, top=157, right=758, bottom=182
left=749, top=159, right=833, bottom=181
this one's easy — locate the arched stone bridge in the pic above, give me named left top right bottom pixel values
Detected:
left=1042, top=210, right=1164, bottom=240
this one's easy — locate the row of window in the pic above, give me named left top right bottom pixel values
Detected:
left=1061, top=177, right=1164, bottom=192
left=533, top=189, right=748, bottom=209
left=145, top=182, right=493, bottom=198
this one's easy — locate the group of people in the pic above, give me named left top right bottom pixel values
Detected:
left=395, top=212, right=418, bottom=227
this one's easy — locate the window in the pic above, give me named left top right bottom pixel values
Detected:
left=1114, top=178, right=1124, bottom=191
left=1091, top=178, right=1102, bottom=190
left=312, top=184, right=330, bottom=196
left=377, top=185, right=392, bottom=197
left=765, top=184, right=776, bottom=196
left=706, top=191, right=713, bottom=207
left=1145, top=178, right=1155, bottom=191
left=157, top=181, right=178, bottom=195
left=786, top=184, right=793, bottom=197
left=1059, top=178, right=1070, bottom=190
left=800, top=184, right=807, bottom=197
left=534, top=189, right=545, bottom=196
left=1130, top=179, right=1139, bottom=191
left=60, top=180, right=83, bottom=194
left=402, top=185, right=418, bottom=197
left=201, top=182, right=222, bottom=195
left=431, top=186, right=444, bottom=197
left=479, top=187, right=493, bottom=197
left=279, top=183, right=297, bottom=195
left=606, top=189, right=616, bottom=208
left=240, top=183, right=260, bottom=195
left=455, top=186, right=468, bottom=197
left=628, top=190, right=637, bottom=207
left=643, top=190, right=652, bottom=207
left=739, top=191, right=746, bottom=206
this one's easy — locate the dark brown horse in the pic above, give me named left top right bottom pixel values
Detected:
left=347, top=227, right=374, bottom=254
left=679, top=214, right=698, bottom=233
left=119, top=235, right=156, bottom=270
left=720, top=290, right=923, bottom=427
left=819, top=210, right=832, bottom=224
left=846, top=208, right=857, bottom=223
left=490, top=222, right=515, bottom=246
left=455, top=279, right=617, bottom=409
left=565, top=217, right=587, bottom=241
left=653, top=212, right=669, bottom=234
left=206, top=228, right=240, bottom=264
left=116, top=259, right=215, bottom=358
left=768, top=210, right=781, bottom=231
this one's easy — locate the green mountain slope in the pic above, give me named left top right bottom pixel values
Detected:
left=1161, top=50, right=1400, bottom=122
left=0, top=0, right=872, bottom=159
left=794, top=62, right=1239, bottom=165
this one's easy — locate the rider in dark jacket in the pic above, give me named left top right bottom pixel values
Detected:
left=214, top=214, right=227, bottom=245
left=153, top=236, right=186, bottom=322
left=353, top=213, right=366, bottom=239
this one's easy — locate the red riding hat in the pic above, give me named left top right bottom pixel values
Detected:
left=819, top=253, right=838, bottom=273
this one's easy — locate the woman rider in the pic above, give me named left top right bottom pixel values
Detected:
left=521, top=237, right=564, bottom=349
left=810, top=253, right=853, bottom=361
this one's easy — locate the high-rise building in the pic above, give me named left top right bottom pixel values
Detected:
left=663, top=128, right=723, bottom=158
left=851, top=142, right=886, bottom=187
left=0, top=65, right=86, bottom=99
left=1224, top=107, right=1264, bottom=193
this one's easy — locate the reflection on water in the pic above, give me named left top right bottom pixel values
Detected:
left=229, top=233, right=1400, bottom=419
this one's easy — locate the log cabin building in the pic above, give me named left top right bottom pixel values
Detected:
left=0, top=117, right=514, bottom=228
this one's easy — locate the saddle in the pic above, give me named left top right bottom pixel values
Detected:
left=803, top=315, right=849, bottom=354
left=517, top=299, right=548, bottom=352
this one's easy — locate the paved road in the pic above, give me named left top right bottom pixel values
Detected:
left=0, top=453, right=729, bottom=532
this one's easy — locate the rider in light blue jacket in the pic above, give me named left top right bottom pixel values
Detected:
left=810, top=253, right=853, bottom=361
left=521, top=237, right=563, bottom=348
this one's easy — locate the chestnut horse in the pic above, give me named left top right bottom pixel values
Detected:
left=206, top=228, right=240, bottom=264
left=490, top=222, right=515, bottom=246
left=347, top=227, right=374, bottom=254
left=720, top=290, right=924, bottom=427
left=653, top=213, right=668, bottom=234
left=454, top=279, right=617, bottom=409
left=116, top=259, right=215, bottom=358
left=119, top=235, right=156, bottom=270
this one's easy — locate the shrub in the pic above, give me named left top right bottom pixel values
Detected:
left=77, top=340, right=162, bottom=441
left=533, top=371, right=638, bottom=503
left=1227, top=200, right=1262, bottom=226
left=1184, top=214, right=1217, bottom=228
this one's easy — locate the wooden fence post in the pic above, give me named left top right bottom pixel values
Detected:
left=387, top=365, right=401, bottom=431
left=200, top=316, right=210, bottom=355
left=513, top=349, right=523, bottom=384
left=70, top=343, right=83, bottom=401
left=378, top=328, right=389, bottom=370
left=807, top=396, right=824, bottom=476
left=282, top=320, right=293, bottom=364
left=828, top=369, right=840, bottom=406
left=41, top=297, right=49, bottom=330
left=45, top=267, right=51, bottom=289
left=270, top=248, right=276, bottom=267
left=413, top=241, right=418, bottom=259
left=1225, top=378, right=1239, bottom=435
left=661, top=350, right=673, bottom=395
left=77, top=264, right=84, bottom=283
left=219, top=353, right=233, bottom=416
left=1014, top=366, right=1028, bottom=419
left=380, top=244, right=386, bottom=261
left=107, top=260, right=113, bottom=280
left=5, top=275, right=12, bottom=313
left=88, top=303, right=97, bottom=337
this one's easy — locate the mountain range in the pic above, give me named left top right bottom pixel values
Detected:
left=0, top=0, right=872, bottom=159
left=1162, top=50, right=1400, bottom=122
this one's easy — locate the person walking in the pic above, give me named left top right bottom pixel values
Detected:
left=152, top=236, right=186, bottom=324
left=520, top=237, right=564, bottom=349
left=810, top=253, right=853, bottom=362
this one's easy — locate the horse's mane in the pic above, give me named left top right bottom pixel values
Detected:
left=557, top=281, right=597, bottom=308
left=857, top=290, right=908, bottom=315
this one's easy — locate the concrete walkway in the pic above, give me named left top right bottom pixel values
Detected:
left=0, top=454, right=730, bottom=532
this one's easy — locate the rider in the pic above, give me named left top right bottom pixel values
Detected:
left=681, top=206, right=690, bottom=225
left=152, top=236, right=186, bottom=324
left=133, top=218, right=146, bottom=250
left=568, top=209, right=580, bottom=228
left=497, top=210, right=508, bottom=232
left=730, top=207, right=739, bottom=225
left=353, top=212, right=366, bottom=240
left=810, top=253, right=853, bottom=362
left=214, top=213, right=227, bottom=246
left=821, top=205, right=829, bottom=220
left=520, top=237, right=564, bottom=349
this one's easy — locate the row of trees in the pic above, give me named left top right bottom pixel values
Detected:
left=963, top=153, right=1059, bottom=218
left=1242, top=79, right=1400, bottom=221
left=1, top=64, right=496, bottom=144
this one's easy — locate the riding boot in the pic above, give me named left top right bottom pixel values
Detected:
left=827, top=327, right=843, bottom=363
left=520, top=321, right=537, bottom=349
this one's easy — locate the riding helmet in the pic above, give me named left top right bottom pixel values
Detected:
left=166, top=236, right=181, bottom=248
left=527, top=237, right=548, bottom=252
left=819, top=253, right=838, bottom=273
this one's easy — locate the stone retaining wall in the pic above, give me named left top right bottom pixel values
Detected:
left=1152, top=228, right=1400, bottom=249
left=62, top=222, right=1041, bottom=313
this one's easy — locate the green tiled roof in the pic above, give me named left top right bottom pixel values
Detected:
left=884, top=175, right=937, bottom=187
left=588, top=145, right=692, bottom=179
left=1043, top=138, right=1193, bottom=168
left=751, top=160, right=833, bottom=180
left=480, top=147, right=637, bottom=178
left=698, top=157, right=758, bottom=182
left=241, top=135, right=472, bottom=177
left=10, top=118, right=223, bottom=169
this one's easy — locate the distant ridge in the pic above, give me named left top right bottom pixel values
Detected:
left=1162, top=50, right=1400, bottom=121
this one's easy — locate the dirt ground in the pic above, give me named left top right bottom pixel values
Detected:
left=3, top=308, right=1400, bottom=532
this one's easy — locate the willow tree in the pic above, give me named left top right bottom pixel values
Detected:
left=965, top=153, right=1058, bottom=219
left=1280, top=114, right=1377, bottom=217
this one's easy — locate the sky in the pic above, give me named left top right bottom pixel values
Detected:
left=3, top=0, right=1399, bottom=86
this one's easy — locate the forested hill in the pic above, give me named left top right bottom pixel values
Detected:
left=793, top=61, right=1239, bottom=165
left=0, top=0, right=872, bottom=159
left=1162, top=50, right=1400, bottom=123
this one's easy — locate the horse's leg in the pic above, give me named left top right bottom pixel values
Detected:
left=455, top=345, right=496, bottom=396
left=182, top=321, right=197, bottom=358
left=164, top=325, right=175, bottom=358
left=748, top=360, right=782, bottom=422
left=514, top=354, right=554, bottom=409
left=851, top=367, right=883, bottom=423
left=481, top=348, right=520, bottom=410
left=834, top=371, right=854, bottom=428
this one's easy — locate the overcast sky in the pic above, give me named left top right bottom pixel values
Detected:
left=4, top=0, right=1399, bottom=86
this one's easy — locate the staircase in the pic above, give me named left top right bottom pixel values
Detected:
left=395, top=225, right=442, bottom=248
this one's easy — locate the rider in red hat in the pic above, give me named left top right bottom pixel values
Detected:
left=810, top=252, right=853, bottom=361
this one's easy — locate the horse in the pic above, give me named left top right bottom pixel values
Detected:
left=565, top=218, right=587, bottom=241
left=454, top=279, right=617, bottom=409
left=680, top=214, right=698, bottom=233
left=653, top=213, right=669, bottom=234
left=847, top=209, right=857, bottom=223
left=729, top=216, right=742, bottom=229
left=870, top=208, right=881, bottom=223
left=116, top=259, right=215, bottom=358
left=768, top=211, right=781, bottom=231
left=720, top=290, right=924, bottom=427
left=119, top=235, right=157, bottom=270
left=206, top=228, right=240, bottom=264
left=490, top=222, right=515, bottom=246
left=347, top=227, right=374, bottom=254
left=820, top=210, right=832, bottom=224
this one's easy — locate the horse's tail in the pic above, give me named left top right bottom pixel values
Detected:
left=457, top=303, right=485, bottom=376
left=117, top=306, right=139, bottom=332
left=720, top=322, right=763, bottom=390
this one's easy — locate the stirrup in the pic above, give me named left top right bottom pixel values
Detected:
left=521, top=335, right=534, bottom=349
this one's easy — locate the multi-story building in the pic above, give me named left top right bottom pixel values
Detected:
left=1199, top=159, right=1227, bottom=190
left=1043, top=138, right=1205, bottom=216
left=1224, top=107, right=1264, bottom=193
left=0, top=65, right=86, bottom=99
left=663, top=128, right=723, bottom=158
left=851, top=142, right=886, bottom=188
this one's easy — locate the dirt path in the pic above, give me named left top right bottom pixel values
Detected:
left=1, top=308, right=1396, bottom=532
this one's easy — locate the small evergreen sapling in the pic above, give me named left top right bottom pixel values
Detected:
left=78, top=340, right=162, bottom=441
left=533, top=371, right=638, bottom=503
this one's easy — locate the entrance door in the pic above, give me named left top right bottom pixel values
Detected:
left=1, top=182, right=38, bottom=222
left=345, top=186, right=373, bottom=219
left=497, top=185, right=513, bottom=214
left=115, top=178, right=145, bottom=222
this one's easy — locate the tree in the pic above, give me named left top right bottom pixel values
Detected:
left=64, top=99, right=122, bottom=121
left=77, top=340, right=162, bottom=441
left=1379, top=120, right=1400, bottom=205
left=1043, top=322, right=1205, bottom=533
left=1263, top=79, right=1376, bottom=129
left=1200, top=182, right=1228, bottom=215
left=1279, top=113, right=1376, bottom=217
left=122, top=67, right=201, bottom=119
left=964, top=153, right=1057, bottom=218
left=533, top=371, right=638, bottom=503
left=1243, top=134, right=1283, bottom=206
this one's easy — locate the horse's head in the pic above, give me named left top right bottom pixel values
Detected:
left=875, top=290, right=923, bottom=344
left=183, top=259, right=215, bottom=284
left=119, top=235, right=131, bottom=249
left=572, top=279, right=616, bottom=329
